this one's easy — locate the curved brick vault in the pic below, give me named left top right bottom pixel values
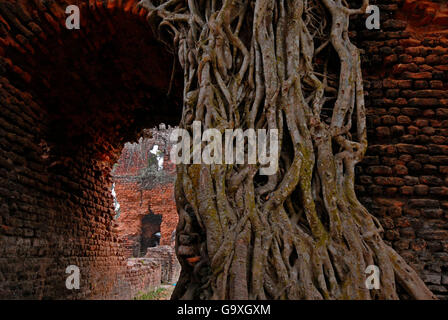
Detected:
left=0, top=0, right=182, bottom=299
left=1, top=0, right=448, bottom=300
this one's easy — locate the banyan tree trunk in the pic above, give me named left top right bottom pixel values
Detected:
left=140, top=0, right=436, bottom=299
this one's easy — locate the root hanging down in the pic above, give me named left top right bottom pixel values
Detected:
left=139, top=0, right=437, bottom=299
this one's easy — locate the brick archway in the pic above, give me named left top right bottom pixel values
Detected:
left=0, top=0, right=182, bottom=299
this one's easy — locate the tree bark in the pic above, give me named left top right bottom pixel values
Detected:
left=140, top=0, right=437, bottom=299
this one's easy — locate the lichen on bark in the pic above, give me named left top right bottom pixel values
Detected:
left=139, top=0, right=436, bottom=299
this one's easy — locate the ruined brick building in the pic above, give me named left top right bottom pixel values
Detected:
left=0, top=0, right=447, bottom=299
left=111, top=125, right=178, bottom=257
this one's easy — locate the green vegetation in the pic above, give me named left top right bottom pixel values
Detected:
left=134, top=286, right=172, bottom=300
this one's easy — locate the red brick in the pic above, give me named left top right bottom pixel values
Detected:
left=396, top=144, right=428, bottom=154
left=397, top=116, right=411, bottom=124
left=367, top=166, right=393, bottom=175
left=394, top=165, right=408, bottom=175
left=409, top=98, right=439, bottom=107
left=414, top=185, right=429, bottom=195
left=436, top=109, right=448, bottom=117
left=430, top=80, right=444, bottom=89
left=374, top=177, right=405, bottom=186
left=376, top=127, right=391, bottom=137
left=400, top=186, right=414, bottom=195
left=402, top=72, right=432, bottom=80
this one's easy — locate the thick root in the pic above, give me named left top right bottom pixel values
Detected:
left=143, top=0, right=437, bottom=300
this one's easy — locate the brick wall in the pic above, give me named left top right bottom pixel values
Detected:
left=354, top=0, right=448, bottom=298
left=120, top=258, right=162, bottom=299
left=145, top=246, right=181, bottom=284
left=0, top=0, right=180, bottom=299
left=112, top=129, right=178, bottom=254
left=113, top=181, right=178, bottom=254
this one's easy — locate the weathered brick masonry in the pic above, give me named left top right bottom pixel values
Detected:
left=0, top=0, right=447, bottom=299
left=354, top=0, right=448, bottom=298
left=0, top=0, right=182, bottom=299
left=145, top=246, right=180, bottom=284
left=112, top=130, right=178, bottom=257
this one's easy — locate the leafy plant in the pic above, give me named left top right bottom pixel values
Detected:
left=137, top=149, right=174, bottom=190
left=134, top=287, right=170, bottom=300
